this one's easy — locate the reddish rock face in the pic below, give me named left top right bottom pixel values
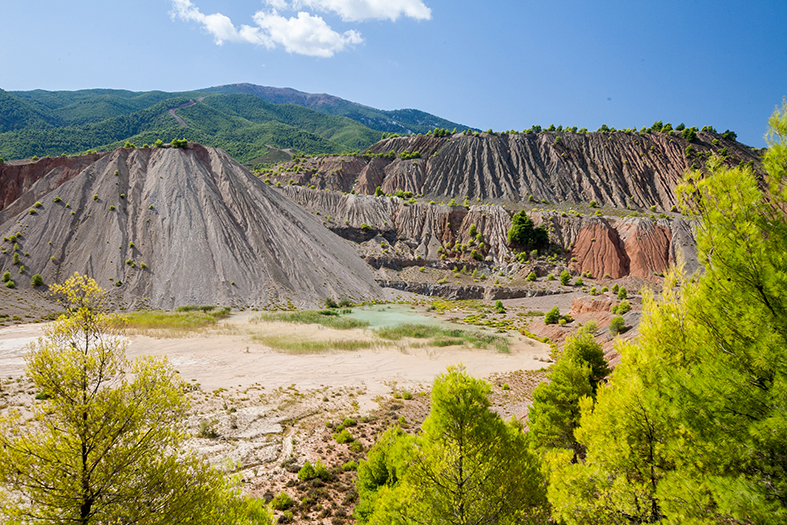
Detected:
left=570, top=219, right=672, bottom=279
left=570, top=297, right=615, bottom=315
left=0, top=154, right=104, bottom=214
left=618, top=222, right=672, bottom=278
left=570, top=222, right=629, bottom=279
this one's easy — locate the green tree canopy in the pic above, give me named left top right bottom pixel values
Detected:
left=357, top=365, right=548, bottom=525
left=547, top=101, right=787, bottom=524
left=507, top=211, right=549, bottom=252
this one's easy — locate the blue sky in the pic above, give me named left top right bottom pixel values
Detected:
left=1, top=0, right=785, bottom=146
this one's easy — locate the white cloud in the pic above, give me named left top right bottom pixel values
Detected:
left=171, top=0, right=362, bottom=56
left=254, top=11, right=362, bottom=57
left=270, top=0, right=432, bottom=21
left=171, top=0, right=271, bottom=46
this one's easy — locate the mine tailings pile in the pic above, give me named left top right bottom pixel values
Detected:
left=0, top=145, right=386, bottom=309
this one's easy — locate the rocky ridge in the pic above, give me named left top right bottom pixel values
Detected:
left=266, top=130, right=761, bottom=210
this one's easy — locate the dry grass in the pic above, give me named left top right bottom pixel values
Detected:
left=252, top=310, right=369, bottom=330
left=375, top=324, right=510, bottom=353
left=251, top=334, right=383, bottom=354
left=122, top=307, right=230, bottom=337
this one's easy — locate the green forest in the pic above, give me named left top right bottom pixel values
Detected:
left=0, top=90, right=384, bottom=162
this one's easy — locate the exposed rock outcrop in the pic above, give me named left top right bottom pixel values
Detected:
left=275, top=185, right=698, bottom=279
left=0, top=146, right=387, bottom=309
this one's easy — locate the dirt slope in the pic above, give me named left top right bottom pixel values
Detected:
left=0, top=145, right=387, bottom=309
left=267, top=130, right=761, bottom=209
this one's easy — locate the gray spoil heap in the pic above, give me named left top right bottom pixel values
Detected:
left=0, top=145, right=386, bottom=309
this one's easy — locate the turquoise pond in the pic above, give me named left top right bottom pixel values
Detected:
left=342, top=305, right=476, bottom=331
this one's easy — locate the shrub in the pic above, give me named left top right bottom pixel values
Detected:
left=612, top=283, right=620, bottom=294
left=616, top=299, right=631, bottom=314
left=495, top=300, right=505, bottom=313
left=342, top=460, right=358, bottom=472
left=271, top=492, right=294, bottom=511
left=560, top=269, right=571, bottom=286
left=13, top=253, right=20, bottom=265
left=53, top=196, right=62, bottom=203
left=547, top=273, right=555, bottom=281
left=2, top=271, right=9, bottom=282
left=333, top=428, right=353, bottom=444
left=609, top=316, right=626, bottom=335
left=574, top=277, right=584, bottom=287
left=360, top=223, right=372, bottom=230
left=298, top=461, right=316, bottom=481
left=589, top=200, right=597, bottom=208
left=324, top=297, right=338, bottom=309
left=5, top=281, right=15, bottom=289
left=171, top=138, right=188, bottom=149
left=544, top=306, right=561, bottom=325
left=617, top=286, right=628, bottom=300
left=31, top=274, right=43, bottom=287
left=526, top=272, right=537, bottom=282
left=109, top=205, right=116, bottom=211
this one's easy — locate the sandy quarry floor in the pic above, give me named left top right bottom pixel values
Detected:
left=0, top=310, right=551, bottom=395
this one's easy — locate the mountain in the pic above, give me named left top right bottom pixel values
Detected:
left=0, top=145, right=388, bottom=309
left=202, top=83, right=471, bottom=135
left=0, top=86, right=474, bottom=163
left=0, top=93, right=379, bottom=162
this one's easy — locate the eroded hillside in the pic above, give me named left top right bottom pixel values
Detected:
left=263, top=130, right=761, bottom=209
left=0, top=145, right=388, bottom=309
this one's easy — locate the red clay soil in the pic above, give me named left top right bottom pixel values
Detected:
left=571, top=221, right=672, bottom=280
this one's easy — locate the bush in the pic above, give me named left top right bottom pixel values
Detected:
left=609, top=316, right=626, bottom=335
left=574, top=277, right=584, bottom=287
left=333, top=428, right=353, bottom=444
left=616, top=299, right=631, bottom=314
left=495, top=300, right=505, bottom=313
left=13, top=253, right=20, bottom=265
left=5, top=281, right=15, bottom=289
left=547, top=273, right=555, bottom=281
left=560, top=269, right=571, bottom=286
left=526, top=272, right=537, bottom=282
left=271, top=492, right=294, bottom=511
left=617, top=286, right=628, bottom=300
left=544, top=306, right=561, bottom=325
left=682, top=127, right=697, bottom=142
left=2, top=271, right=10, bottom=282
left=171, top=138, right=188, bottom=149
left=31, top=274, right=43, bottom=287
